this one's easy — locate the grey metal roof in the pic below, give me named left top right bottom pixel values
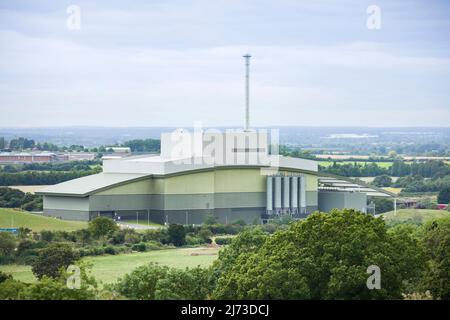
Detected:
left=318, top=173, right=396, bottom=198
left=36, top=172, right=149, bottom=197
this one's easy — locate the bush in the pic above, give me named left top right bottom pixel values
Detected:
left=155, top=267, right=211, bottom=300
left=167, top=224, right=186, bottom=246
left=114, top=263, right=170, bottom=299
left=132, top=243, right=147, bottom=252
left=214, top=237, right=232, bottom=245
left=143, top=229, right=168, bottom=243
left=88, top=216, right=119, bottom=238
left=110, top=230, right=126, bottom=245
left=198, top=228, right=213, bottom=243
left=186, top=234, right=203, bottom=246
left=145, top=241, right=164, bottom=251
left=124, top=231, right=141, bottom=245
left=0, top=279, right=27, bottom=300
left=0, top=232, right=16, bottom=256
left=204, top=214, right=218, bottom=225
left=437, top=187, right=450, bottom=204
left=32, top=243, right=79, bottom=279
left=40, top=230, right=54, bottom=242
left=114, top=263, right=211, bottom=300
left=0, top=271, right=12, bottom=283
left=104, top=246, right=116, bottom=255
left=231, top=219, right=247, bottom=226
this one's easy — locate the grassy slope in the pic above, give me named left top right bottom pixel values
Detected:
left=0, top=208, right=87, bottom=232
left=0, top=247, right=219, bottom=284
left=382, top=209, right=450, bottom=226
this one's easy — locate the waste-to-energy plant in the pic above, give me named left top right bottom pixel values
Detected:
left=37, top=55, right=393, bottom=224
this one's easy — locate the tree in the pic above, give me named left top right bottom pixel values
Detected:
left=204, top=214, right=218, bottom=225
left=114, top=263, right=170, bottom=299
left=437, top=187, right=450, bottom=204
left=114, top=263, right=211, bottom=300
left=0, top=263, right=97, bottom=300
left=167, top=224, right=186, bottom=246
left=32, top=243, right=79, bottom=279
left=0, top=232, right=16, bottom=256
left=373, top=175, right=392, bottom=187
left=212, top=210, right=425, bottom=299
left=155, top=267, right=211, bottom=300
left=209, top=227, right=268, bottom=290
left=372, top=198, right=394, bottom=214
left=88, top=216, right=119, bottom=238
left=0, top=279, right=26, bottom=300
left=420, top=218, right=450, bottom=299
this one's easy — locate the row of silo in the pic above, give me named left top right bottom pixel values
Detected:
left=266, top=175, right=307, bottom=214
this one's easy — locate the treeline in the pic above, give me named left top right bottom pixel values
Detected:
left=321, top=160, right=450, bottom=178
left=0, top=160, right=101, bottom=173
left=0, top=169, right=100, bottom=186
left=1, top=210, right=448, bottom=300
left=121, top=139, right=160, bottom=152
left=394, top=175, right=450, bottom=193
left=0, top=188, right=42, bottom=211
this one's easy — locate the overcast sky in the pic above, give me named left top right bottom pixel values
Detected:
left=0, top=0, right=449, bottom=128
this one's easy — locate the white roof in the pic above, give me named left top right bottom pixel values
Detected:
left=36, top=172, right=148, bottom=197
left=318, top=175, right=395, bottom=198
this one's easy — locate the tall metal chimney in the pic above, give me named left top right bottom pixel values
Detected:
left=243, top=54, right=251, bottom=131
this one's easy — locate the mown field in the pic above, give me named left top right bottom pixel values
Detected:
left=0, top=247, right=219, bottom=284
left=0, top=208, right=87, bottom=232
left=381, top=209, right=450, bottom=226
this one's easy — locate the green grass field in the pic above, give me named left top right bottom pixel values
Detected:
left=382, top=209, right=450, bottom=226
left=0, top=208, right=88, bottom=232
left=0, top=247, right=219, bottom=285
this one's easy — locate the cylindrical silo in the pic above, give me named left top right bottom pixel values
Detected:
left=299, top=175, right=307, bottom=214
left=283, top=176, right=290, bottom=210
left=290, top=176, right=298, bottom=211
left=266, top=176, right=273, bottom=211
left=274, top=176, right=282, bottom=210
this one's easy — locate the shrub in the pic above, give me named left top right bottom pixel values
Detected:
left=110, top=230, right=126, bottom=245
left=167, top=224, right=186, bottom=246
left=214, top=237, right=232, bottom=245
left=198, top=228, right=213, bottom=243
left=143, top=229, right=169, bottom=243
left=0, top=232, right=16, bottom=256
left=114, top=263, right=211, bottom=300
left=104, top=246, right=116, bottom=255
left=0, top=271, right=12, bottom=283
left=40, top=230, right=54, bottom=242
left=145, top=241, right=163, bottom=251
left=88, top=216, right=119, bottom=238
left=186, top=234, right=203, bottom=246
left=114, top=263, right=170, bottom=299
left=32, top=243, right=79, bottom=279
left=437, top=187, right=450, bottom=204
left=124, top=231, right=141, bottom=245
left=231, top=219, right=247, bottom=226
left=132, top=243, right=147, bottom=252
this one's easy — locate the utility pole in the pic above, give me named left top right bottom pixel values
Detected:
left=243, top=54, right=251, bottom=131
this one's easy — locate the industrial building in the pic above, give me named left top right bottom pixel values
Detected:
left=37, top=130, right=393, bottom=224
left=37, top=54, right=394, bottom=224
